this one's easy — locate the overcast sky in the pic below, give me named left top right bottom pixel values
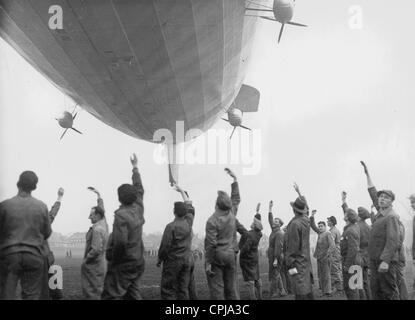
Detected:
left=1, top=0, right=415, bottom=239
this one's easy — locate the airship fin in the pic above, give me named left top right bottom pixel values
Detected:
left=234, top=84, right=260, bottom=113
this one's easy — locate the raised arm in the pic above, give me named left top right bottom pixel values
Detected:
left=88, top=187, right=105, bottom=213
left=131, top=153, right=144, bottom=206
left=49, top=187, right=64, bottom=224
left=309, top=210, right=320, bottom=234
left=225, top=168, right=240, bottom=216
left=268, top=200, right=274, bottom=230
left=361, top=161, right=380, bottom=211
left=341, top=191, right=348, bottom=215
left=173, top=184, right=194, bottom=226
left=294, top=183, right=310, bottom=214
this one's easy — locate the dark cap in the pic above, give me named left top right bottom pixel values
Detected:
left=174, top=201, right=187, bottom=217
left=345, top=208, right=358, bottom=224
left=377, top=190, right=395, bottom=201
left=327, top=216, right=337, bottom=226
left=358, top=207, right=371, bottom=220
left=117, top=184, right=137, bottom=205
left=17, top=171, right=38, bottom=192
left=216, top=191, right=232, bottom=211
left=290, top=196, right=308, bottom=215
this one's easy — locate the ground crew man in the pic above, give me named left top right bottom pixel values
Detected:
left=327, top=211, right=343, bottom=294
left=157, top=184, right=195, bottom=300
left=361, top=161, right=401, bottom=300
left=41, top=187, right=65, bottom=300
left=0, top=171, right=52, bottom=300
left=239, top=209, right=263, bottom=300
left=340, top=208, right=361, bottom=300
left=409, top=193, right=415, bottom=299
left=310, top=211, right=335, bottom=297
left=285, top=183, right=314, bottom=300
left=357, top=206, right=372, bottom=299
left=204, top=168, right=247, bottom=300
left=341, top=191, right=371, bottom=299
left=101, top=153, right=145, bottom=300
left=81, top=187, right=109, bottom=299
left=268, top=200, right=287, bottom=299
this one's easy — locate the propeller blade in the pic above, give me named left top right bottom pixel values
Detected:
left=239, top=125, right=252, bottom=131
left=246, top=0, right=273, bottom=10
left=71, top=104, right=78, bottom=115
left=230, top=127, right=237, bottom=140
left=286, top=21, right=308, bottom=27
left=222, top=118, right=230, bottom=122
left=72, top=112, right=78, bottom=120
left=260, top=16, right=277, bottom=22
left=278, top=24, right=285, bottom=43
left=245, top=8, right=273, bottom=12
left=60, top=129, right=69, bottom=140
left=71, top=127, right=83, bottom=135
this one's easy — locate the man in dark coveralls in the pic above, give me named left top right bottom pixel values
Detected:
left=285, top=183, right=314, bottom=300
left=157, top=184, right=195, bottom=300
left=101, top=153, right=145, bottom=300
left=239, top=209, right=263, bottom=300
left=204, top=168, right=247, bottom=300
left=361, top=161, right=402, bottom=300
left=0, top=171, right=52, bottom=300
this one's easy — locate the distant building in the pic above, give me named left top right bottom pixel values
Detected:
left=66, top=232, right=86, bottom=248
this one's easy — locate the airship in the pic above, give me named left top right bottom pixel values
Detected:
left=0, top=0, right=265, bottom=183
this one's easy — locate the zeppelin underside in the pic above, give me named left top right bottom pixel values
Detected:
left=0, top=0, right=261, bottom=142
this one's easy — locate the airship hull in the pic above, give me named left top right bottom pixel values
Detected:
left=0, top=0, right=262, bottom=142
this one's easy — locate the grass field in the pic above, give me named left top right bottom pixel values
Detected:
left=53, top=249, right=415, bottom=300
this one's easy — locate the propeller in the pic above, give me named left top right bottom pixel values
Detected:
left=260, top=16, right=307, bottom=43
left=278, top=24, right=285, bottom=43
left=59, top=104, right=83, bottom=140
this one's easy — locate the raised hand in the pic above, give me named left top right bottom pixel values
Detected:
left=87, top=186, right=100, bottom=197
left=269, top=200, right=274, bottom=212
left=224, top=168, right=237, bottom=181
left=57, top=187, right=65, bottom=198
left=293, top=182, right=301, bottom=196
left=360, top=161, right=368, bottom=175
left=130, top=153, right=138, bottom=168
left=311, top=209, right=317, bottom=216
left=256, top=203, right=261, bottom=213
left=341, top=191, right=347, bottom=203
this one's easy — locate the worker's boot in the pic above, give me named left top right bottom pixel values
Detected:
left=254, top=280, right=263, bottom=300
left=246, top=281, right=257, bottom=300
